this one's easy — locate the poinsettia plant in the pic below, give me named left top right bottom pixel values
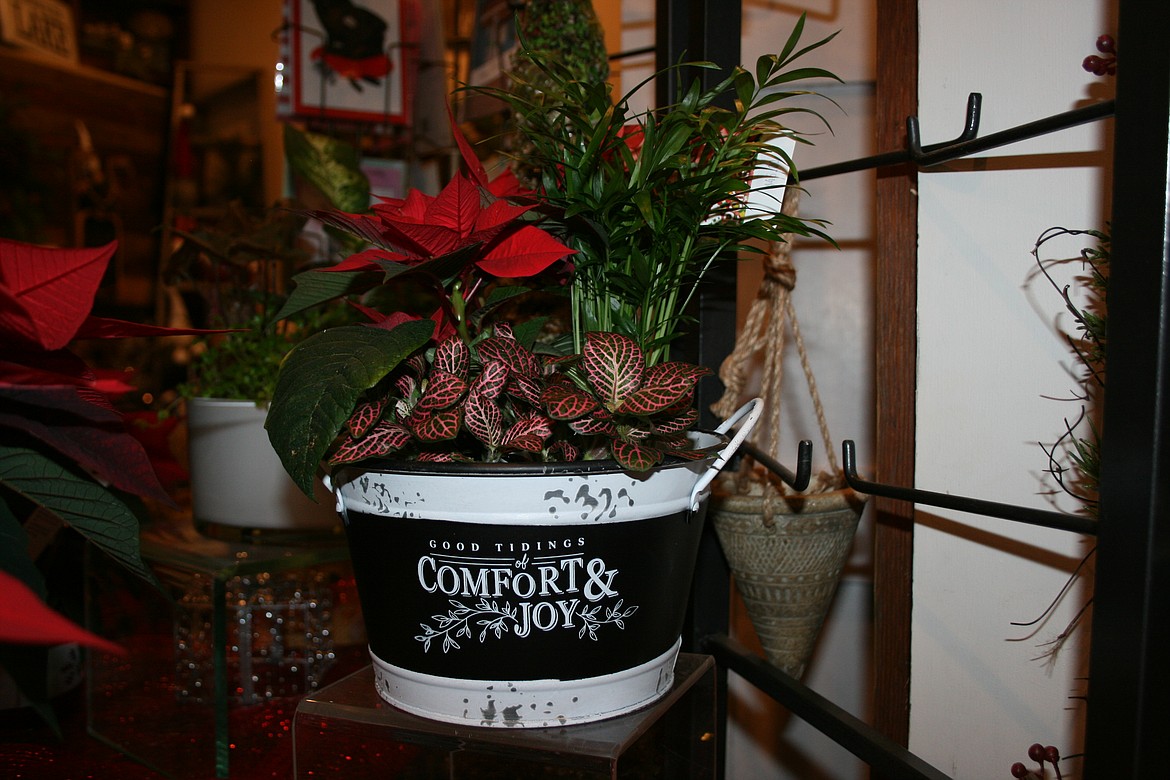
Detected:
left=265, top=16, right=838, bottom=497
left=0, top=238, right=219, bottom=715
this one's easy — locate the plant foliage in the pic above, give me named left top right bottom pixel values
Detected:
left=265, top=15, right=839, bottom=495
left=477, top=14, right=840, bottom=362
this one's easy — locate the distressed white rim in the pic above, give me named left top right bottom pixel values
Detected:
left=368, top=637, right=682, bottom=728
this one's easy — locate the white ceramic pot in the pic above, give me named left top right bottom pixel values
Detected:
left=326, top=399, right=762, bottom=727
left=187, top=398, right=339, bottom=535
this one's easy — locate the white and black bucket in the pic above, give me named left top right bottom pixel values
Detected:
left=326, top=398, right=761, bottom=727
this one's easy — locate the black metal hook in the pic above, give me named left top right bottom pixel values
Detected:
left=907, top=92, right=983, bottom=163
left=841, top=440, right=1097, bottom=536
left=741, top=440, right=813, bottom=492
left=909, top=96, right=1115, bottom=169
left=801, top=94, right=1113, bottom=181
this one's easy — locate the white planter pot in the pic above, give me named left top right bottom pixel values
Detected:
left=326, top=399, right=761, bottom=727
left=187, top=398, right=338, bottom=535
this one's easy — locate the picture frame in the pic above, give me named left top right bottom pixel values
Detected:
left=279, top=0, right=418, bottom=125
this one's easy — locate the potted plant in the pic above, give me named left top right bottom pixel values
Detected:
left=265, top=16, right=837, bottom=726
left=167, top=127, right=367, bottom=538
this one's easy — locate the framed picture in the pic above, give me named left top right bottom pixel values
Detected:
left=0, top=0, right=77, bottom=63
left=279, top=0, right=418, bottom=125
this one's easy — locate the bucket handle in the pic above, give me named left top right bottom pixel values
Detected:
left=689, top=397, right=764, bottom=511
left=320, top=472, right=350, bottom=524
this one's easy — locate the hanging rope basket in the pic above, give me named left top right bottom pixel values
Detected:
left=710, top=187, right=866, bottom=679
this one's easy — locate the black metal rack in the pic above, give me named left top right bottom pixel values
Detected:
left=665, top=1, right=1170, bottom=778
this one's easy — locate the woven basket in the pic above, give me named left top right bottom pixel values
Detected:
left=712, top=473, right=864, bottom=678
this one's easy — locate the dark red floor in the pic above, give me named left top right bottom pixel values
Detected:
left=1, top=646, right=369, bottom=780
left=1, top=686, right=171, bottom=780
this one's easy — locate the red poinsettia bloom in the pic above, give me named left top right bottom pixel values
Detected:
left=0, top=239, right=216, bottom=501
left=292, top=110, right=575, bottom=338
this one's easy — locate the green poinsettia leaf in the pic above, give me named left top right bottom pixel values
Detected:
left=0, top=444, right=157, bottom=589
left=266, top=320, right=435, bottom=495
left=274, top=267, right=374, bottom=322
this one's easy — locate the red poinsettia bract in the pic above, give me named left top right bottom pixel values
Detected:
left=297, top=113, right=574, bottom=336
left=0, top=239, right=208, bottom=502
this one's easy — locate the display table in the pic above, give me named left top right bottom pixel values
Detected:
left=86, top=513, right=365, bottom=779
left=293, top=653, right=717, bottom=778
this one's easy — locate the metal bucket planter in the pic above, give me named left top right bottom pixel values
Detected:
left=326, top=399, right=761, bottom=727
left=712, top=478, right=864, bottom=678
left=187, top=398, right=339, bottom=537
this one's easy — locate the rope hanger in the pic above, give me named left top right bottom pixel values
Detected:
left=711, top=186, right=840, bottom=494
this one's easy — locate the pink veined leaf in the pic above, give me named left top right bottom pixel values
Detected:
left=417, top=451, right=457, bottom=463
left=583, top=332, right=645, bottom=410
left=503, top=411, right=553, bottom=444
left=433, top=334, right=470, bottom=377
left=406, top=353, right=428, bottom=376
left=542, top=353, right=579, bottom=367
left=611, top=439, right=662, bottom=472
left=548, top=440, right=581, bottom=462
left=569, top=415, right=616, bottom=436
left=410, top=409, right=462, bottom=441
left=330, top=421, right=413, bottom=464
left=502, top=434, right=545, bottom=453
left=417, top=370, right=469, bottom=411
left=616, top=383, right=692, bottom=415
left=472, top=360, right=509, bottom=401
left=652, top=409, right=700, bottom=434
left=623, top=424, right=654, bottom=441
left=347, top=397, right=388, bottom=437
left=643, top=361, right=711, bottom=388
left=657, top=392, right=699, bottom=418
left=394, top=373, right=418, bottom=402
left=492, top=321, right=514, bottom=340
left=541, top=383, right=599, bottom=420
left=506, top=372, right=543, bottom=405
left=464, top=390, right=502, bottom=447
left=664, top=445, right=709, bottom=461
left=478, top=336, right=540, bottom=376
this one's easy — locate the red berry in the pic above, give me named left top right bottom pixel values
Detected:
left=1028, top=743, right=1046, bottom=763
left=1045, top=745, right=1061, bottom=764
left=1011, top=762, right=1029, bottom=778
left=1083, top=55, right=1104, bottom=74
left=1097, top=35, right=1116, bottom=54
